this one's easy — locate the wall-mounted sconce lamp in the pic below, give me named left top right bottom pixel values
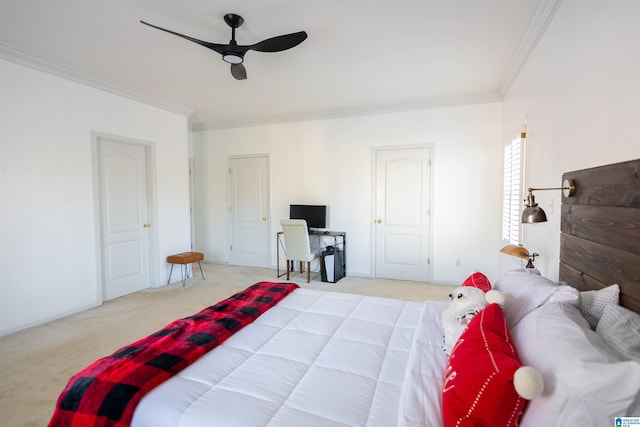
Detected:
left=500, top=244, right=538, bottom=268
left=522, top=179, right=576, bottom=223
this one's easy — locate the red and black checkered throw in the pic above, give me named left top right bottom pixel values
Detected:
left=49, top=282, right=299, bottom=427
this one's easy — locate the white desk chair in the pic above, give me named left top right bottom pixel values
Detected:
left=280, top=219, right=318, bottom=283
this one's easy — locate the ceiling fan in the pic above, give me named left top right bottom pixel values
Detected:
left=141, top=14, right=307, bottom=80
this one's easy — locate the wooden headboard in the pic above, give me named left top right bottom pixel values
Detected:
left=559, top=158, right=640, bottom=314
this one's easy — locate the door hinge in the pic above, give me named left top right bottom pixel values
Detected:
left=230, top=245, right=233, bottom=251
left=228, top=168, right=231, bottom=174
left=427, top=257, right=431, bottom=265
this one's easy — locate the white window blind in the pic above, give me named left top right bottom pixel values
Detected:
left=502, top=135, right=524, bottom=245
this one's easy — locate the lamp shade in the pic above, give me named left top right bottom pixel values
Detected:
left=500, top=244, right=531, bottom=260
left=522, top=189, right=548, bottom=223
left=522, top=205, right=548, bottom=223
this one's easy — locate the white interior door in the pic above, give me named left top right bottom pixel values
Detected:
left=229, top=156, right=270, bottom=267
left=374, top=147, right=432, bottom=281
left=98, top=138, right=150, bottom=300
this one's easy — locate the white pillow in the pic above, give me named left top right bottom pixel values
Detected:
left=511, top=303, right=640, bottom=426
left=596, top=304, right=640, bottom=362
left=580, top=284, right=620, bottom=329
left=512, top=267, right=542, bottom=275
left=547, top=281, right=581, bottom=305
left=494, top=270, right=579, bottom=328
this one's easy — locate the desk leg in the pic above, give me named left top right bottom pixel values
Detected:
left=342, top=234, right=346, bottom=278
left=277, top=232, right=289, bottom=278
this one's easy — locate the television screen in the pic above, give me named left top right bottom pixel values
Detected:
left=289, top=204, right=327, bottom=229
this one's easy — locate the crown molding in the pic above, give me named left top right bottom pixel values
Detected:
left=0, top=42, right=193, bottom=118
left=2, top=0, right=558, bottom=134
left=192, top=92, right=502, bottom=132
left=196, top=0, right=562, bottom=131
left=497, top=0, right=563, bottom=98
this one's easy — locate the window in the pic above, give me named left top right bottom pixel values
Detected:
left=502, top=133, right=525, bottom=245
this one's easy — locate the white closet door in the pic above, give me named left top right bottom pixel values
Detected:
left=229, top=155, right=270, bottom=267
left=374, top=147, right=432, bottom=281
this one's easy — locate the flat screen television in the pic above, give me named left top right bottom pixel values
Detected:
left=289, top=204, right=327, bottom=229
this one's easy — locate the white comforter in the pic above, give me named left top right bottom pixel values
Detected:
left=132, top=288, right=447, bottom=427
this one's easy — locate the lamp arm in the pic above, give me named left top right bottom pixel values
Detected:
left=527, top=186, right=565, bottom=192
left=527, top=179, right=576, bottom=197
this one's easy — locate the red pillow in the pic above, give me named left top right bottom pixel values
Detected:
left=442, top=303, right=527, bottom=427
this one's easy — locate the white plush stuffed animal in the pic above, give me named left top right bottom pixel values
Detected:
left=441, top=272, right=504, bottom=355
left=442, top=286, right=487, bottom=354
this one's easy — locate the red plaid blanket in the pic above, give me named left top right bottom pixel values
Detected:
left=49, top=282, right=299, bottom=427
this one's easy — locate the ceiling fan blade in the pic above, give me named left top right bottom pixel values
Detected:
left=249, top=31, right=308, bottom=53
left=230, top=63, right=247, bottom=80
left=140, top=20, right=228, bottom=55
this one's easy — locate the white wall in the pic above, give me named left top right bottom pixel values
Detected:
left=6, top=1, right=632, bottom=337
left=501, top=0, right=640, bottom=279
left=0, top=59, right=192, bottom=335
left=193, top=102, right=504, bottom=284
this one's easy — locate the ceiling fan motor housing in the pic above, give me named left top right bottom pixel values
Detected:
left=224, top=14, right=244, bottom=29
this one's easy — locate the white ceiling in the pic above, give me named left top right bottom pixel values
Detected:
left=0, top=0, right=553, bottom=129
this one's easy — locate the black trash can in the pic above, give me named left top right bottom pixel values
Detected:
left=321, top=246, right=344, bottom=283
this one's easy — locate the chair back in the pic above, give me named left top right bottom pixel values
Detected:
left=280, top=219, right=312, bottom=262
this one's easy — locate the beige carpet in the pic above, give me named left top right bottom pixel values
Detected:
left=0, top=263, right=452, bottom=426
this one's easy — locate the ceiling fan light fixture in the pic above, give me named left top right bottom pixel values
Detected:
left=141, top=13, right=307, bottom=79
left=222, top=53, right=243, bottom=64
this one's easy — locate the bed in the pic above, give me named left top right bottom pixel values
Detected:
left=50, top=159, right=640, bottom=427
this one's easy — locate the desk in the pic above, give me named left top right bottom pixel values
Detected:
left=277, top=230, right=346, bottom=283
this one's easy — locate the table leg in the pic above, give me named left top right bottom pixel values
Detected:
left=197, top=261, right=205, bottom=280
left=167, top=264, right=175, bottom=285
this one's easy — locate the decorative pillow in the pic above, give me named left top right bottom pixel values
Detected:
left=580, top=284, right=620, bottom=329
left=511, top=302, right=640, bottom=427
left=596, top=303, right=640, bottom=361
left=494, top=270, right=579, bottom=328
left=442, top=304, right=533, bottom=427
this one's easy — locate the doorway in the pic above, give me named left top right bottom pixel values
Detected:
left=374, top=146, right=432, bottom=281
left=95, top=136, right=154, bottom=300
left=229, top=155, right=270, bottom=267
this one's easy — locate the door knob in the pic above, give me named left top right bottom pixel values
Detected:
left=376, top=219, right=382, bottom=224
left=143, top=223, right=151, bottom=228
left=262, top=216, right=268, bottom=221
